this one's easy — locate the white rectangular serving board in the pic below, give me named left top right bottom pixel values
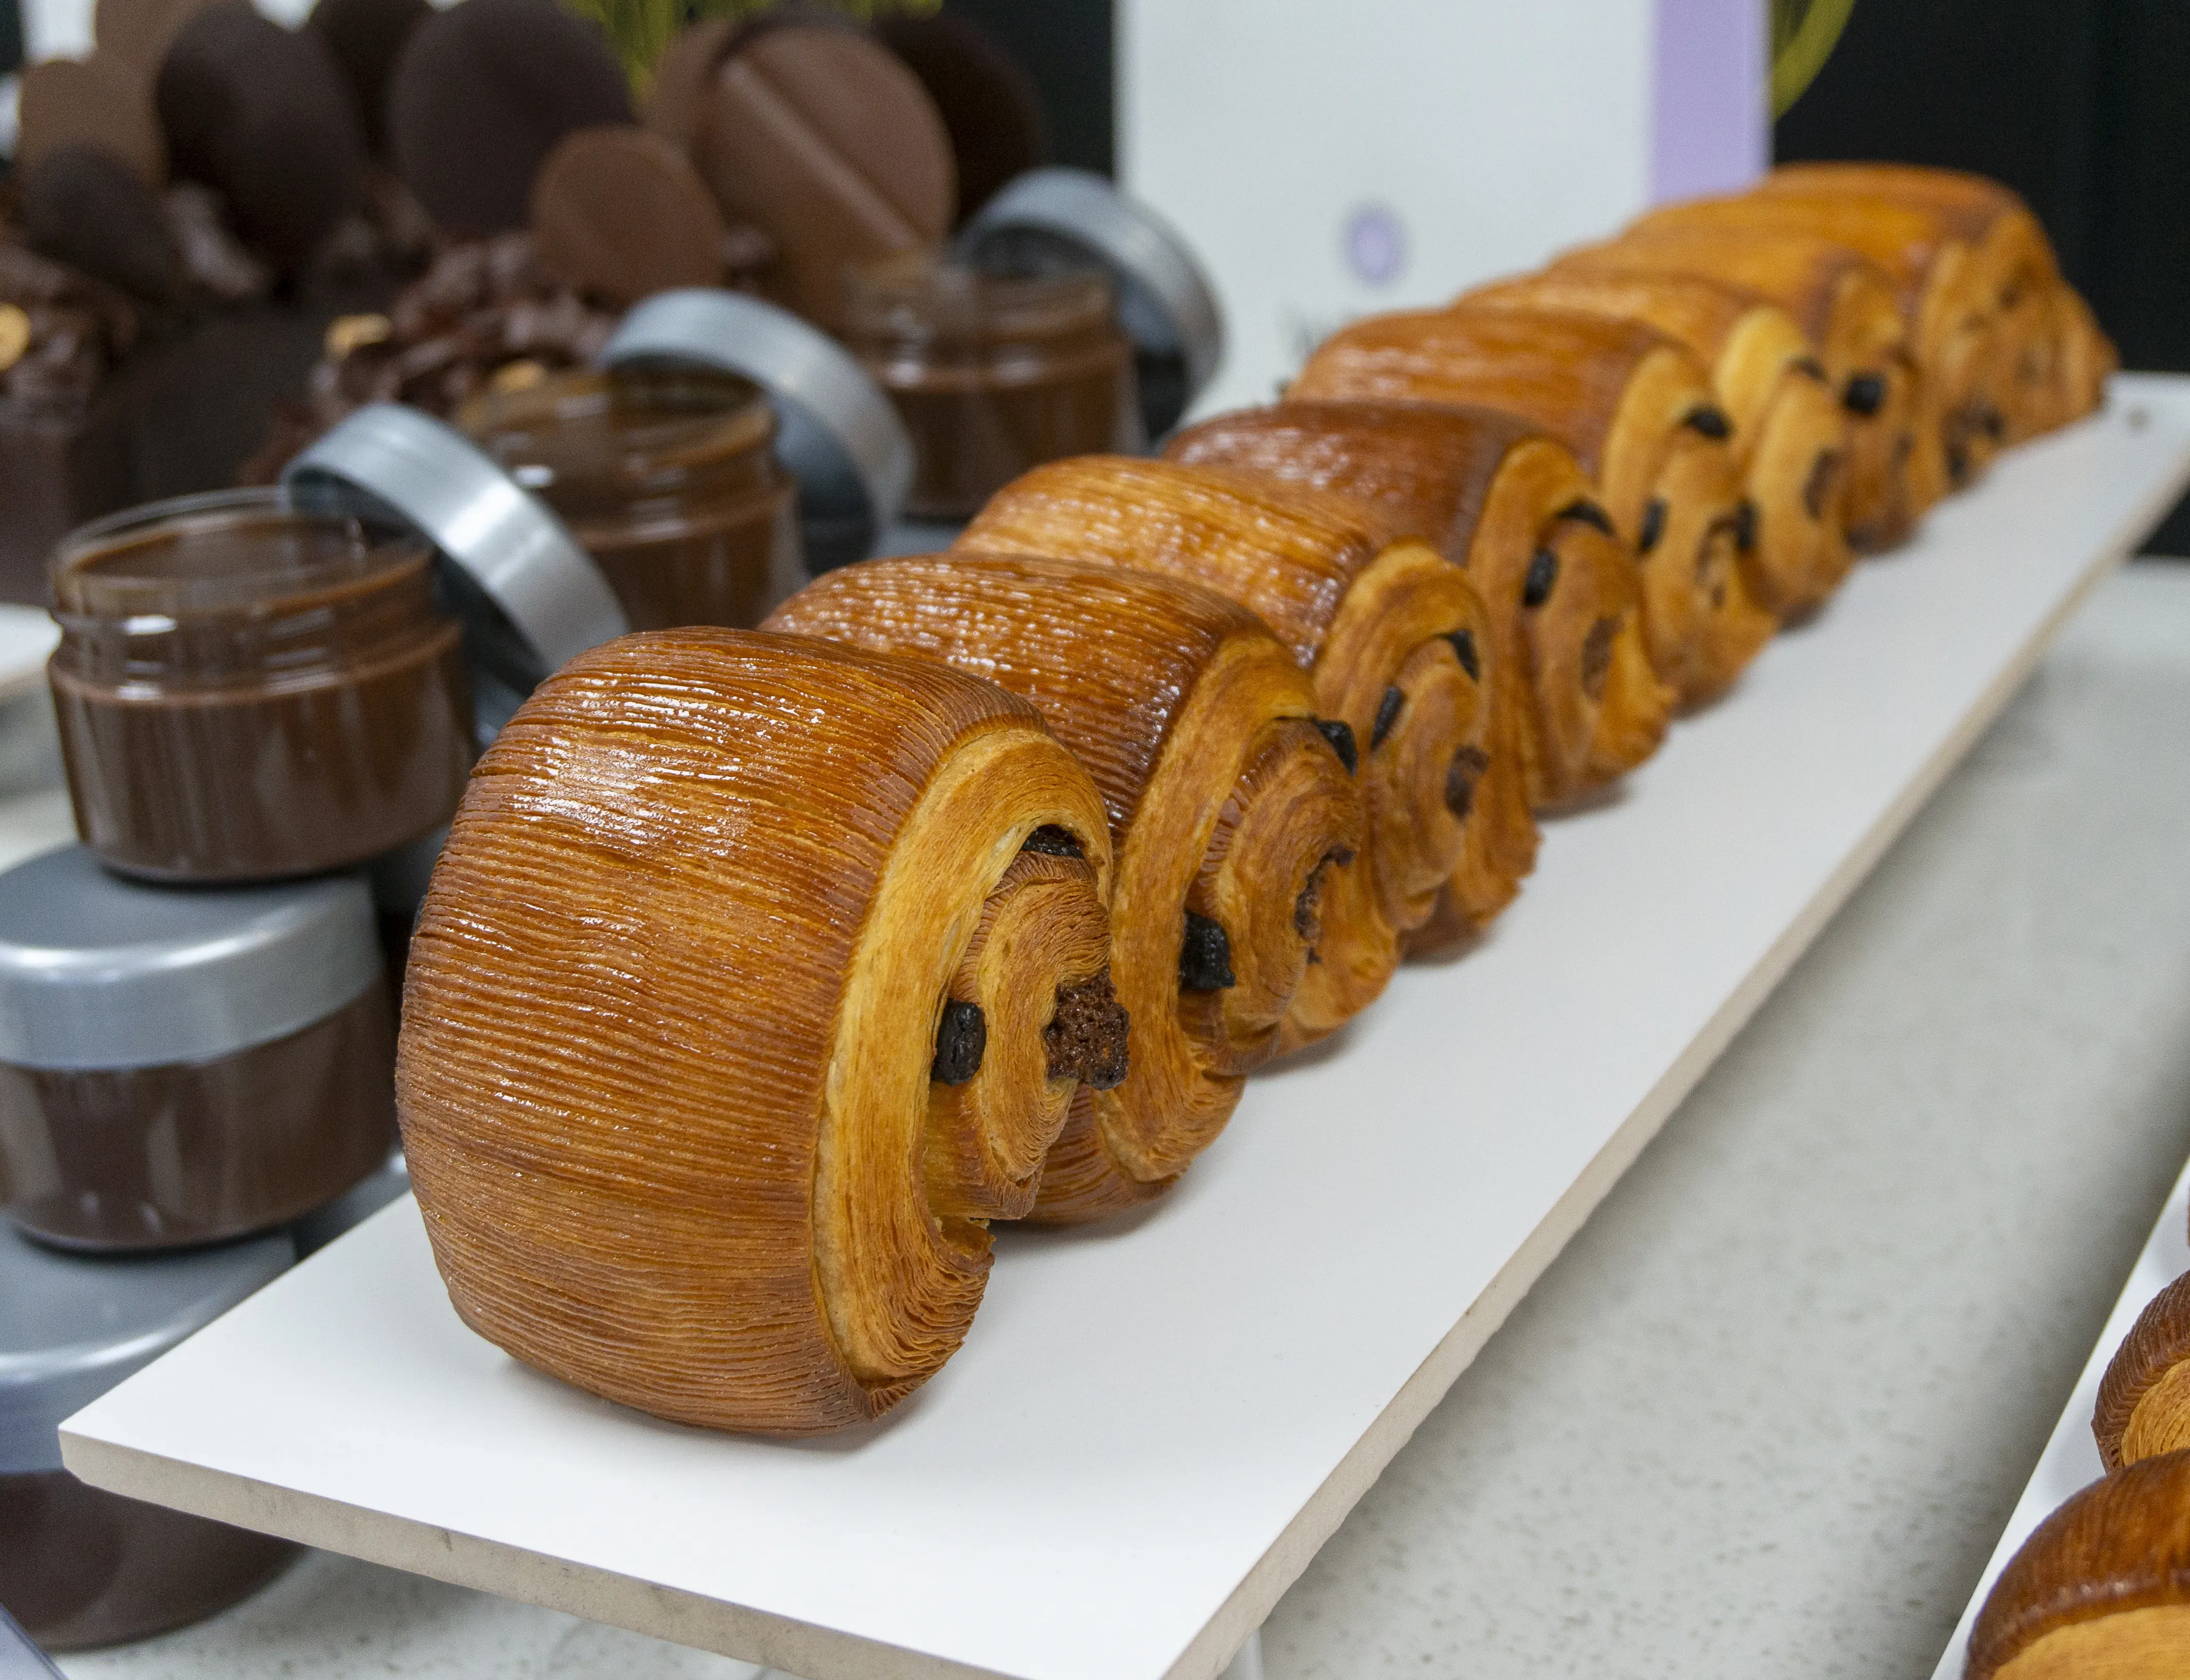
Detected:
left=61, top=377, right=2190, bottom=1680
left=1928, top=1154, right=2190, bottom=1680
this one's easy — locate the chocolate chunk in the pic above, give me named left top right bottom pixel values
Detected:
left=1792, top=355, right=1828, bottom=383
left=387, top=0, right=632, bottom=236
left=871, top=11, right=1047, bottom=225
left=1802, top=449, right=1840, bottom=521
left=1446, top=746, right=1489, bottom=821
left=1178, top=912, right=1235, bottom=992
left=1446, top=627, right=1481, bottom=683
left=307, top=0, right=431, bottom=158
left=691, top=22, right=953, bottom=332
left=1580, top=617, right=1616, bottom=701
left=530, top=126, right=728, bottom=308
left=94, top=0, right=217, bottom=72
left=931, top=997, right=985, bottom=1085
left=17, top=55, right=167, bottom=184
left=20, top=143, right=178, bottom=303
left=1522, top=547, right=1558, bottom=607
left=1019, top=825, right=1084, bottom=858
left=1313, top=718, right=1358, bottom=775
left=1842, top=372, right=1885, bottom=416
left=1638, top=497, right=1668, bottom=556
left=1732, top=498, right=1758, bottom=552
left=1555, top=498, right=1615, bottom=536
left=1043, top=969, right=1128, bottom=1090
left=1370, top=684, right=1404, bottom=749
left=1682, top=404, right=1731, bottom=440
left=157, top=6, right=366, bottom=272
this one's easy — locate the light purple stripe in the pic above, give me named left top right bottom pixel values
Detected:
left=1651, top=0, right=1769, bottom=204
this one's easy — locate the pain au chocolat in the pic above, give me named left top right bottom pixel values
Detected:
left=1625, top=190, right=2002, bottom=503
left=1759, top=162, right=2115, bottom=441
left=2095, top=1271, right=2190, bottom=1472
left=396, top=629, right=1124, bottom=1434
left=768, top=552, right=1362, bottom=1222
left=1462, top=269, right=1851, bottom=616
left=1967, top=1449, right=2190, bottom=1680
left=1293, top=306, right=1776, bottom=705
left=1163, top=400, right=1670, bottom=812
left=954, top=455, right=1530, bottom=999
left=1556, top=226, right=1921, bottom=551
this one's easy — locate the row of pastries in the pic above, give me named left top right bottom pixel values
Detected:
left=393, top=162, right=2115, bottom=1436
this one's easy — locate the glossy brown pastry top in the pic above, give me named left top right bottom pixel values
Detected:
left=1761, top=162, right=2049, bottom=262
left=2097, top=1271, right=2190, bottom=1471
left=1969, top=1449, right=2190, bottom=1680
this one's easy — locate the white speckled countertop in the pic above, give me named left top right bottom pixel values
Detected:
left=42, top=561, right=2190, bottom=1679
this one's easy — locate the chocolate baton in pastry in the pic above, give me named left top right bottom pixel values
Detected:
left=2095, top=1272, right=2190, bottom=1471
left=1556, top=227, right=1921, bottom=552
left=1463, top=269, right=1850, bottom=617
left=954, top=455, right=1524, bottom=1012
left=387, top=0, right=633, bottom=237
left=1165, top=400, right=1672, bottom=813
left=690, top=22, right=954, bottom=334
left=397, top=628, right=1123, bottom=1433
left=1294, top=306, right=1775, bottom=705
left=767, top=553, right=1363, bottom=1223
left=1759, top=162, right=2115, bottom=440
left=1966, top=1450, right=2190, bottom=1680
left=1625, top=191, right=2001, bottom=505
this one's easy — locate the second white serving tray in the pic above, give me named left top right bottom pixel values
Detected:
left=58, top=377, right=2190, bottom=1680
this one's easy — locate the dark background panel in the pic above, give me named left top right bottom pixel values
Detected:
left=1775, top=0, right=2190, bottom=549
left=941, top=0, right=1113, bottom=178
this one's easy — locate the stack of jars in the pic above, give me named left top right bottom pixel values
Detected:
left=0, top=484, right=462, bottom=1651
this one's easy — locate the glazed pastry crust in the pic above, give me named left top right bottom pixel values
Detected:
left=1293, top=305, right=1775, bottom=704
left=2096, top=1271, right=2190, bottom=1470
left=769, top=553, right=1362, bottom=1221
left=1970, top=1450, right=2190, bottom=1680
left=1464, top=269, right=1852, bottom=615
left=1556, top=228, right=1921, bottom=550
left=1163, top=400, right=1670, bottom=812
left=397, top=628, right=1116, bottom=1434
left=958, top=454, right=1518, bottom=1027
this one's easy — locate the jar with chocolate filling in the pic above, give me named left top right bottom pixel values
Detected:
left=0, top=1223, right=299, bottom=1650
left=460, top=365, right=803, bottom=631
left=49, top=488, right=475, bottom=883
left=0, top=847, right=397, bottom=1252
left=845, top=253, right=1141, bottom=520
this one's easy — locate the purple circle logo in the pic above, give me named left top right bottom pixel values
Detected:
left=1343, top=203, right=1407, bottom=288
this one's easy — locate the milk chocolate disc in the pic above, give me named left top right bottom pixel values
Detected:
left=692, top=23, right=954, bottom=333
left=93, top=0, right=218, bottom=73
left=307, top=0, right=431, bottom=158
left=871, top=12, right=1047, bottom=226
left=531, top=126, right=728, bottom=308
left=387, top=0, right=633, bottom=237
left=641, top=15, right=739, bottom=154
left=155, top=6, right=366, bottom=272
left=20, top=142, right=179, bottom=303
left=16, top=55, right=166, bottom=184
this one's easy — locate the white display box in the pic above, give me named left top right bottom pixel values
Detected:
left=59, top=378, right=2190, bottom=1680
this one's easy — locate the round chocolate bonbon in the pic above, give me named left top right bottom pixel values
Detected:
left=387, top=0, right=633, bottom=236
left=871, top=11, right=1047, bottom=226
left=691, top=22, right=953, bottom=334
left=530, top=126, right=728, bottom=308
left=155, top=6, right=366, bottom=272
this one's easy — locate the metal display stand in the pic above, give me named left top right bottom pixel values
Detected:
left=57, top=378, right=2190, bottom=1680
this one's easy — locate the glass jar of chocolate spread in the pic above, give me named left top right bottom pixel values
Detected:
left=0, top=1223, right=299, bottom=1649
left=844, top=254, right=1142, bottom=520
left=460, top=365, right=803, bottom=631
left=48, top=488, right=475, bottom=884
left=0, top=847, right=397, bottom=1252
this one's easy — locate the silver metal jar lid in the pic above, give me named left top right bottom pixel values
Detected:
left=601, top=288, right=914, bottom=573
left=282, top=403, right=628, bottom=681
left=0, top=846, right=381, bottom=1072
left=957, top=167, right=1225, bottom=435
left=0, top=1221, right=293, bottom=1475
